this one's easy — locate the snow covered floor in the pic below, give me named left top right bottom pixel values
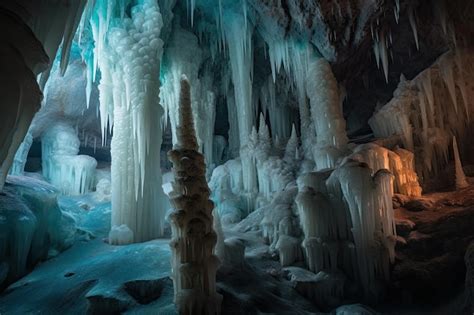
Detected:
left=0, top=186, right=176, bottom=315
left=0, top=238, right=175, bottom=314
left=1, top=176, right=470, bottom=314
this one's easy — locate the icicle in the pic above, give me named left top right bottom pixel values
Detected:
left=408, top=7, right=420, bottom=50
left=439, top=57, right=458, bottom=113
left=380, top=31, right=389, bottom=83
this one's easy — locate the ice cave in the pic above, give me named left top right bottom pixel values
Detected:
left=0, top=0, right=473, bottom=314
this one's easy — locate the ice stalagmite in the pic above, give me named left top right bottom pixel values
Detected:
left=91, top=0, right=168, bottom=244
left=168, top=77, right=222, bottom=315
left=452, top=136, right=469, bottom=189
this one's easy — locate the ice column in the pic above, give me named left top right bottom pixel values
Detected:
left=328, top=161, right=396, bottom=298
left=168, top=77, right=222, bottom=314
left=306, top=56, right=348, bottom=170
left=93, top=0, right=168, bottom=244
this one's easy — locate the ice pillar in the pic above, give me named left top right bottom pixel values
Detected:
left=306, top=56, right=348, bottom=170
left=168, top=77, right=222, bottom=314
left=93, top=0, right=168, bottom=244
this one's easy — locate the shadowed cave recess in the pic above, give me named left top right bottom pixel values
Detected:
left=0, top=0, right=473, bottom=314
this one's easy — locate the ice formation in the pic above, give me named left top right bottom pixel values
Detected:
left=224, top=10, right=254, bottom=145
left=370, top=49, right=474, bottom=181
left=306, top=56, right=348, bottom=170
left=168, top=77, right=222, bottom=314
left=41, top=122, right=97, bottom=195
left=297, top=160, right=397, bottom=298
left=452, top=136, right=469, bottom=189
left=85, top=0, right=168, bottom=244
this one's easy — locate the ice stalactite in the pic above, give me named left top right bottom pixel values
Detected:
left=408, top=5, right=420, bottom=50
left=370, top=49, right=474, bottom=180
left=306, top=56, right=348, bottom=170
left=20, top=0, right=89, bottom=87
left=452, top=136, right=469, bottom=189
left=259, top=76, right=294, bottom=141
left=224, top=11, right=254, bottom=146
left=168, top=77, right=222, bottom=315
left=89, top=0, right=168, bottom=244
left=261, top=34, right=315, bottom=158
left=372, top=29, right=390, bottom=83
left=161, top=22, right=203, bottom=146
left=41, top=122, right=97, bottom=195
left=9, top=132, right=33, bottom=176
left=161, top=22, right=217, bottom=169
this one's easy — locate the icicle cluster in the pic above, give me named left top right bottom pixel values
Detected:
left=370, top=49, right=474, bottom=180
left=168, top=77, right=222, bottom=314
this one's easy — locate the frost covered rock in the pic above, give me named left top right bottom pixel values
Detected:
left=284, top=266, right=348, bottom=311
left=334, top=303, right=377, bottom=315
left=370, top=49, right=474, bottom=181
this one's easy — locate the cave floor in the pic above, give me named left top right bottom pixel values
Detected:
left=0, top=184, right=472, bottom=314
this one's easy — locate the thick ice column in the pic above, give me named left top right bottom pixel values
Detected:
left=306, top=56, right=348, bottom=169
left=328, top=161, right=396, bottom=298
left=93, top=0, right=168, bottom=244
left=168, top=77, right=222, bottom=314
